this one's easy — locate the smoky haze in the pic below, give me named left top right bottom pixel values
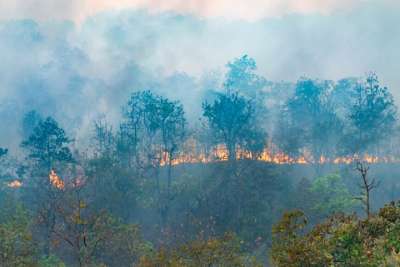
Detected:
left=2, top=2, right=400, bottom=266
left=0, top=1, right=399, bottom=151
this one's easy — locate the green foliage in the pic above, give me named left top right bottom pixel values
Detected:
left=139, top=233, right=262, bottom=267
left=203, top=92, right=266, bottom=160
left=21, top=116, right=73, bottom=170
left=274, top=108, right=305, bottom=159
left=19, top=116, right=74, bottom=257
left=310, top=173, right=357, bottom=217
left=86, top=156, right=140, bottom=221
left=0, top=205, right=36, bottom=266
left=276, top=78, right=342, bottom=161
left=274, top=73, right=397, bottom=161
left=270, top=210, right=330, bottom=267
left=122, top=90, right=186, bottom=163
left=47, top=179, right=149, bottom=266
left=172, top=162, right=289, bottom=247
left=90, top=216, right=152, bottom=266
left=3, top=56, right=399, bottom=267
left=346, top=73, right=397, bottom=154
left=224, top=55, right=267, bottom=99
left=121, top=90, right=187, bottom=226
left=272, top=201, right=400, bottom=267
left=37, top=255, right=66, bottom=267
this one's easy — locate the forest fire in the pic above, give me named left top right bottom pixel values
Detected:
left=7, top=180, right=22, bottom=188
left=1, top=3, right=400, bottom=265
left=7, top=171, right=82, bottom=190
left=49, top=170, right=65, bottom=190
left=160, top=144, right=398, bottom=166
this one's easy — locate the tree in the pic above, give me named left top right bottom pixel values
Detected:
left=0, top=148, right=7, bottom=159
left=87, top=126, right=139, bottom=222
left=119, top=91, right=153, bottom=168
left=271, top=210, right=323, bottom=267
left=50, top=180, right=148, bottom=267
left=0, top=147, right=8, bottom=177
left=224, top=55, right=267, bottom=98
left=21, top=117, right=73, bottom=171
left=122, top=90, right=186, bottom=227
left=0, top=205, right=36, bottom=266
left=20, top=116, right=73, bottom=256
left=273, top=107, right=304, bottom=160
left=155, top=96, right=186, bottom=225
left=279, top=78, right=342, bottom=163
left=121, top=91, right=186, bottom=167
left=203, top=92, right=266, bottom=161
left=331, top=78, right=359, bottom=119
left=139, top=233, right=261, bottom=267
left=346, top=73, right=397, bottom=155
left=310, top=173, right=356, bottom=219
left=355, top=161, right=379, bottom=218
left=272, top=201, right=400, bottom=266
left=224, top=55, right=268, bottom=128
left=92, top=119, right=115, bottom=160
left=21, top=110, right=43, bottom=140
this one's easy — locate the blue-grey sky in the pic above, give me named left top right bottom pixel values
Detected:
left=0, top=0, right=399, bottom=148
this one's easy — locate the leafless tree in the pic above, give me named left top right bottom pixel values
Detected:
left=355, top=161, right=379, bottom=218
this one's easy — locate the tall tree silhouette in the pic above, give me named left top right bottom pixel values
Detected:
left=21, top=116, right=73, bottom=256
left=22, top=117, right=72, bottom=171
left=347, top=73, right=397, bottom=155
left=203, top=91, right=266, bottom=161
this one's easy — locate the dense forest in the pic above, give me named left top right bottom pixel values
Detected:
left=1, top=52, right=400, bottom=266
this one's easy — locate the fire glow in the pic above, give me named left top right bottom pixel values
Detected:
left=7, top=180, right=22, bottom=188
left=7, top=170, right=85, bottom=190
left=160, top=143, right=396, bottom=166
left=49, top=170, right=65, bottom=190
left=7, top=148, right=394, bottom=190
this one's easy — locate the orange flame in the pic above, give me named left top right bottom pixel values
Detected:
left=158, top=141, right=397, bottom=166
left=49, top=170, right=65, bottom=190
left=7, top=180, right=22, bottom=188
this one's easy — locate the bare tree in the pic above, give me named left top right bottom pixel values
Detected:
left=355, top=161, right=379, bottom=218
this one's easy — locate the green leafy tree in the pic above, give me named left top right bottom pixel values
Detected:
left=122, top=90, right=186, bottom=166
left=278, top=78, right=342, bottom=162
left=331, top=78, right=359, bottom=118
left=21, top=117, right=73, bottom=171
left=224, top=55, right=267, bottom=100
left=20, top=116, right=73, bottom=256
left=51, top=183, right=147, bottom=267
left=122, top=90, right=186, bottom=227
left=0, top=205, right=36, bottom=266
left=346, top=73, right=397, bottom=155
left=271, top=201, right=400, bottom=267
left=37, top=255, right=66, bottom=267
left=310, top=173, right=356, bottom=219
left=203, top=92, right=266, bottom=161
left=273, top=107, right=305, bottom=160
left=88, top=118, right=140, bottom=222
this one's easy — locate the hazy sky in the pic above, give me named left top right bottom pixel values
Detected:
left=0, top=0, right=373, bottom=22
left=0, top=0, right=399, bottom=148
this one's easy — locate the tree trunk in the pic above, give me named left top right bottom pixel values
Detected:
left=228, top=142, right=236, bottom=162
